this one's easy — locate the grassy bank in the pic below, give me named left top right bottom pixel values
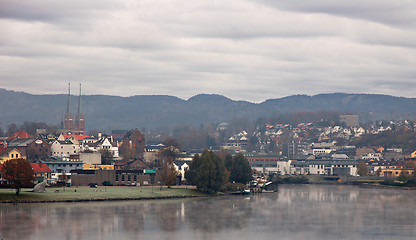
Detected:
left=0, top=186, right=205, bottom=203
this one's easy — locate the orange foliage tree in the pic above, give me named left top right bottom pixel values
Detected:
left=3, top=158, right=34, bottom=195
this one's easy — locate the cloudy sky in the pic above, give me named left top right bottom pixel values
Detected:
left=1, top=0, right=416, bottom=102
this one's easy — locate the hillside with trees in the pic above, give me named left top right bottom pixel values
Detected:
left=2, top=88, right=416, bottom=131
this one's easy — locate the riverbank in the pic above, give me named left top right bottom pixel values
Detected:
left=0, top=186, right=206, bottom=203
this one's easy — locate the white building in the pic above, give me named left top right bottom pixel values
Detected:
left=51, top=140, right=80, bottom=158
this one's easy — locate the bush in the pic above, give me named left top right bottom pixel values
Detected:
left=219, top=182, right=246, bottom=193
left=404, top=179, right=416, bottom=187
left=380, top=179, right=395, bottom=186
left=102, top=181, right=113, bottom=186
left=380, top=179, right=404, bottom=186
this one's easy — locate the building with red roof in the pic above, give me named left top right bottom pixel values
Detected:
left=0, top=162, right=52, bottom=185
left=6, top=130, right=32, bottom=141
left=30, top=163, right=52, bottom=183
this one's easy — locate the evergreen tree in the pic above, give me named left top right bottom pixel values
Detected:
left=185, top=153, right=201, bottom=186
left=186, top=150, right=225, bottom=193
left=229, top=153, right=252, bottom=184
left=224, top=153, right=232, bottom=171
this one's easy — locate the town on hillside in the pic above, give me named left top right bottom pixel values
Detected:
left=1, top=114, right=415, bottom=188
left=0, top=86, right=415, bottom=188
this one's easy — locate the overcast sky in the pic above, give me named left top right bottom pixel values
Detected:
left=1, top=0, right=415, bottom=102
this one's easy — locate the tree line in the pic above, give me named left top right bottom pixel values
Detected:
left=0, top=121, right=61, bottom=137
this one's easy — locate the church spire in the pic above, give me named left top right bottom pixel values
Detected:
left=77, top=83, right=82, bottom=119
left=75, top=83, right=85, bottom=135
left=64, top=83, right=75, bottom=132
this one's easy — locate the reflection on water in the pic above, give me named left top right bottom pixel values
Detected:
left=1, top=185, right=416, bottom=240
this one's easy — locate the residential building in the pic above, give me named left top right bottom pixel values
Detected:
left=42, top=159, right=83, bottom=173
left=173, top=160, right=190, bottom=182
left=26, top=137, right=51, bottom=161
left=31, top=162, right=52, bottom=183
left=0, top=148, right=25, bottom=164
left=51, top=140, right=80, bottom=158
left=83, top=164, right=114, bottom=170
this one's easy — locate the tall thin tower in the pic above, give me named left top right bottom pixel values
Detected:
left=64, top=83, right=75, bottom=132
left=75, top=83, right=85, bottom=135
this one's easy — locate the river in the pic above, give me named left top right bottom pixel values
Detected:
left=1, top=185, right=415, bottom=240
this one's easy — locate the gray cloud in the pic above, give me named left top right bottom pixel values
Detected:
left=255, top=0, right=416, bottom=28
left=1, top=0, right=416, bottom=103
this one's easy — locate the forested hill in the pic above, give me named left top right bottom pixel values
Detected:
left=1, top=88, right=416, bottom=131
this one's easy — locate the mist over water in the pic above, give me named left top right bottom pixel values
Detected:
left=1, top=185, right=415, bottom=240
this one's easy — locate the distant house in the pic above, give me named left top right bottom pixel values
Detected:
left=58, top=134, right=90, bottom=144
left=51, top=140, right=80, bottom=158
left=380, top=168, right=414, bottom=178
left=144, top=143, right=166, bottom=163
left=42, top=159, right=83, bottom=173
left=83, top=136, right=119, bottom=158
left=123, top=129, right=146, bottom=156
left=0, top=148, right=25, bottom=164
left=250, top=159, right=292, bottom=176
left=31, top=163, right=52, bottom=183
left=26, top=137, right=51, bottom=161
left=221, top=132, right=248, bottom=152
left=6, top=138, right=34, bottom=157
left=6, top=130, right=32, bottom=142
left=299, top=160, right=358, bottom=176
left=355, top=147, right=376, bottom=159
left=173, top=160, right=190, bottom=182
left=114, top=158, right=149, bottom=170
left=70, top=169, right=155, bottom=186
left=83, top=164, right=114, bottom=170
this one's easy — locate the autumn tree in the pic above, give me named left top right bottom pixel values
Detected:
left=119, top=140, right=135, bottom=161
left=160, top=160, right=178, bottom=187
left=20, top=121, right=48, bottom=136
left=2, top=158, right=35, bottom=195
left=356, top=161, right=368, bottom=176
left=159, top=140, right=180, bottom=187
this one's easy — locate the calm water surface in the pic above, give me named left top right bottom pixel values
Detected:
left=1, top=185, right=416, bottom=240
